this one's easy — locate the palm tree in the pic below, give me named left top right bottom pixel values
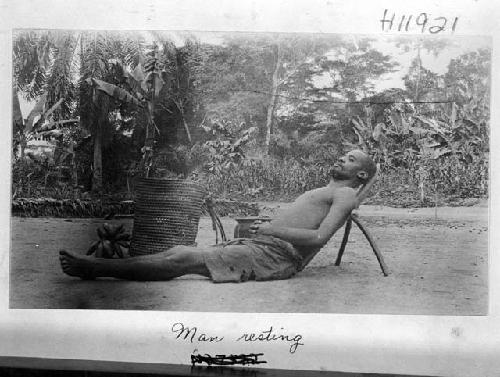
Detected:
left=13, top=31, right=73, bottom=158
left=13, top=31, right=84, bottom=191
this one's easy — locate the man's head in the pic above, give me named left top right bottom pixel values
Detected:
left=331, top=150, right=376, bottom=186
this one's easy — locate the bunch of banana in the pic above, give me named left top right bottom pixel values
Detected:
left=86, top=223, right=131, bottom=258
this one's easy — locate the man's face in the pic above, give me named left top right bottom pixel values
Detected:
left=331, top=150, right=367, bottom=180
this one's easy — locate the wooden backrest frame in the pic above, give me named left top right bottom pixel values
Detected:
left=354, top=166, right=378, bottom=209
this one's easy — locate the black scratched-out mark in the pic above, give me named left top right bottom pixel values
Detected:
left=191, top=353, right=266, bottom=366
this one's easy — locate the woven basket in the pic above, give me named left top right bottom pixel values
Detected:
left=129, top=178, right=207, bottom=256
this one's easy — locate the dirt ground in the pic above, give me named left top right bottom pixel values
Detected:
left=10, top=203, right=488, bottom=314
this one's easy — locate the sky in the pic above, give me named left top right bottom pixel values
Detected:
left=17, top=31, right=491, bottom=118
left=372, top=34, right=491, bottom=91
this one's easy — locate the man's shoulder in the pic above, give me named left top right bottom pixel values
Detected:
left=331, top=186, right=357, bottom=198
left=331, top=187, right=357, bottom=208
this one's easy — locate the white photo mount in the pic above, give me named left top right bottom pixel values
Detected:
left=1, top=0, right=499, bottom=376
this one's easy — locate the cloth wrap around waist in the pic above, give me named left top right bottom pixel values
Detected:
left=203, top=235, right=304, bottom=283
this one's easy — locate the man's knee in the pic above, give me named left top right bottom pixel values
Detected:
left=170, top=249, right=209, bottom=277
left=168, top=245, right=197, bottom=255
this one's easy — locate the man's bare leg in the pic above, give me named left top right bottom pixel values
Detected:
left=59, top=245, right=211, bottom=281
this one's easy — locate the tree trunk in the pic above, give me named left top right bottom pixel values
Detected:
left=142, top=115, right=155, bottom=178
left=70, top=145, right=78, bottom=187
left=264, top=44, right=282, bottom=155
left=415, top=45, right=422, bottom=102
left=174, top=100, right=192, bottom=144
left=19, top=137, right=26, bottom=160
left=180, top=110, right=192, bottom=144
left=92, top=122, right=103, bottom=192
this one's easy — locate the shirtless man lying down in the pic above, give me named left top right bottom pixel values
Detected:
left=59, top=150, right=376, bottom=283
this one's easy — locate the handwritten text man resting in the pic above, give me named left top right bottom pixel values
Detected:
left=59, top=150, right=376, bottom=282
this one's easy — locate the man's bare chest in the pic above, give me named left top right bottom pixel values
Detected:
left=299, top=187, right=334, bottom=208
left=273, top=187, right=337, bottom=229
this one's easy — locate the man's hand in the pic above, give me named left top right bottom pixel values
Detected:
left=247, top=188, right=356, bottom=247
left=249, top=220, right=274, bottom=236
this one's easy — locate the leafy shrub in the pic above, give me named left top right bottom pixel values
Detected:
left=202, top=157, right=329, bottom=201
left=200, top=153, right=488, bottom=207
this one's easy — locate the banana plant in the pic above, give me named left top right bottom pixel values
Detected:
left=12, top=88, right=70, bottom=160
left=85, top=44, right=164, bottom=177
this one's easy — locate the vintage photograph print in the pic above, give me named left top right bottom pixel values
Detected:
left=10, top=30, right=490, bottom=314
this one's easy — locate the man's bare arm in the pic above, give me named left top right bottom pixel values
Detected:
left=251, top=189, right=356, bottom=247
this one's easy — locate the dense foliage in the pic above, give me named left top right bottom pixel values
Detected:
left=12, top=32, right=490, bottom=208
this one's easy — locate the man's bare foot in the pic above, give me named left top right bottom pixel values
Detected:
left=59, top=250, right=97, bottom=280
